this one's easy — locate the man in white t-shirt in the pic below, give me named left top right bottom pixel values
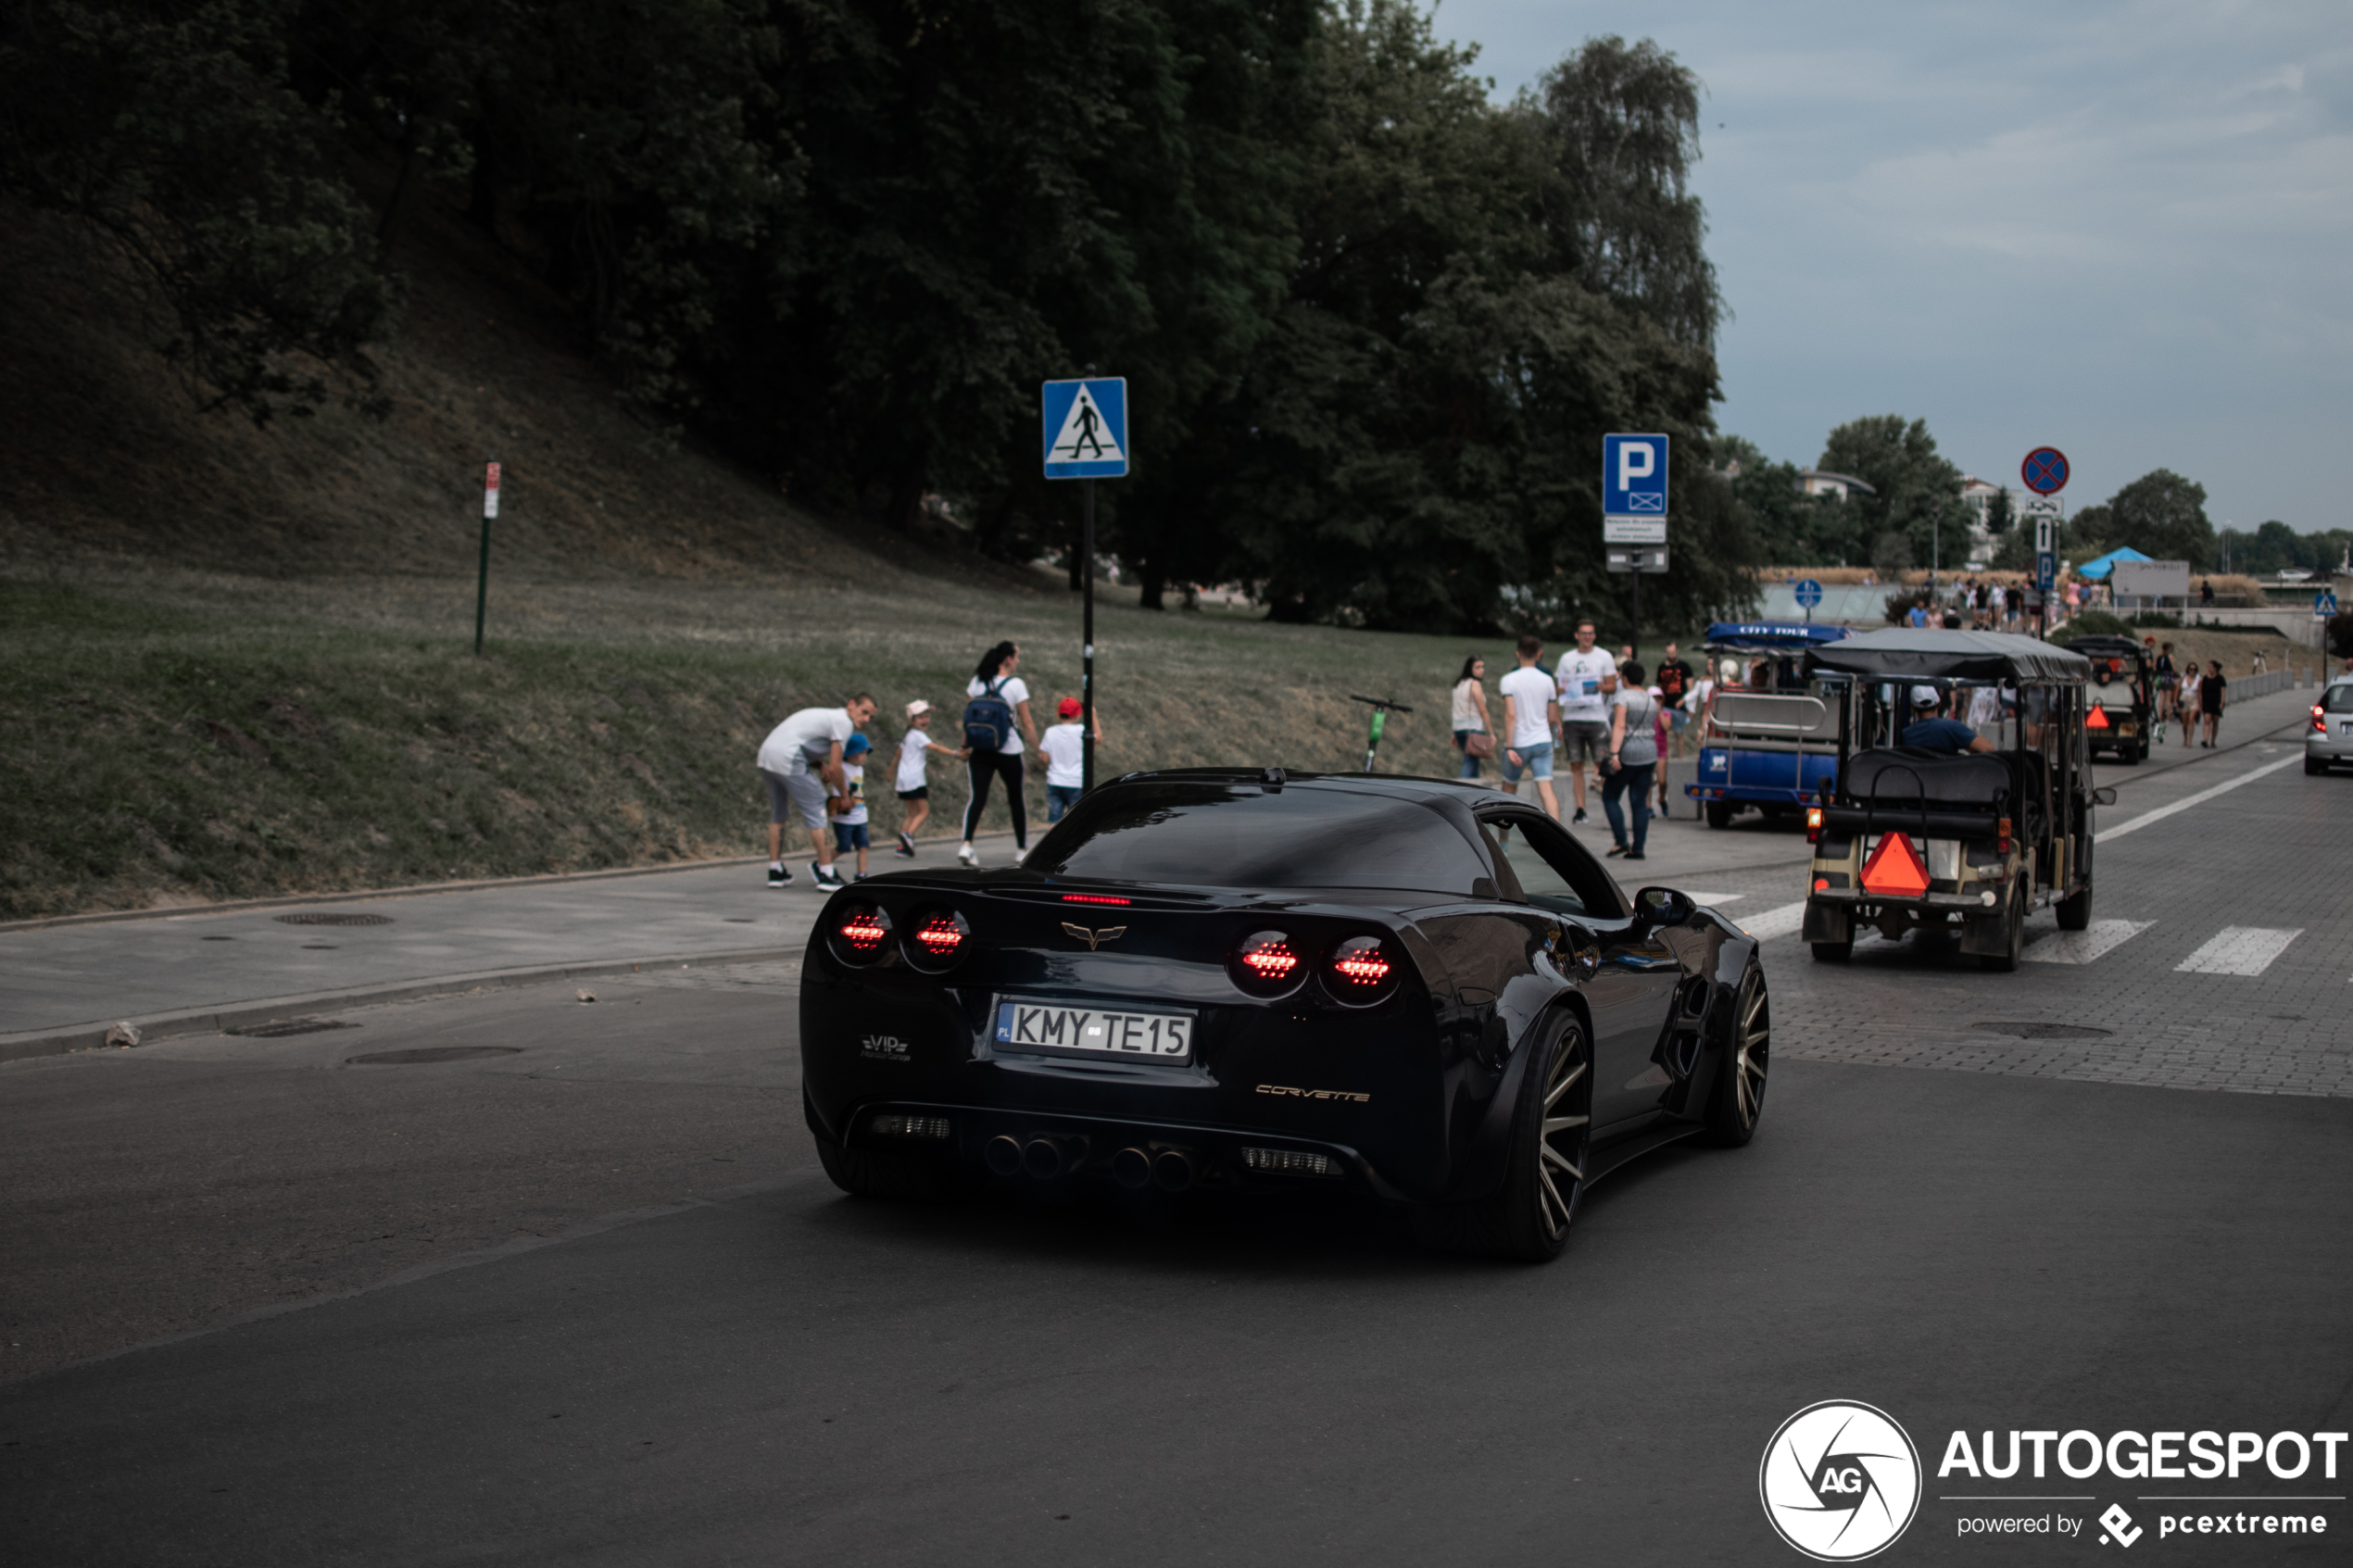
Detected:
left=1552, top=620, right=1617, bottom=824
left=1038, top=696, right=1103, bottom=822
left=757, top=694, right=876, bottom=890
left=1497, top=634, right=1562, bottom=819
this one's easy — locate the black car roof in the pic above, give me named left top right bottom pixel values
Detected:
left=1104, top=767, right=1516, bottom=807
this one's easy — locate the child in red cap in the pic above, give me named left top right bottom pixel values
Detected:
left=1038, top=696, right=1103, bottom=822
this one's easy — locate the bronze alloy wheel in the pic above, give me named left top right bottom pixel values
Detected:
left=1534, top=1025, right=1593, bottom=1246
left=1706, top=965, right=1770, bottom=1146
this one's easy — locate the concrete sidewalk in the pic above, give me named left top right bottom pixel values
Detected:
left=1, top=684, right=2316, bottom=1061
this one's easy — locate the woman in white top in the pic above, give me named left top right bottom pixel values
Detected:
left=1450, top=654, right=1493, bottom=779
left=962, top=641, right=1039, bottom=865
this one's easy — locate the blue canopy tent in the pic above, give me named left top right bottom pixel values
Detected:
left=2073, top=546, right=2152, bottom=581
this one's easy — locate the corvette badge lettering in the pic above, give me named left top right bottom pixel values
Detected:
left=1062, top=922, right=1126, bottom=949
left=1255, top=1084, right=1370, bottom=1104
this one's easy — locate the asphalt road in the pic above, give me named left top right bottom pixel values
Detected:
left=5, top=728, right=2348, bottom=1565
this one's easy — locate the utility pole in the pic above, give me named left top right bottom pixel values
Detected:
left=476, top=460, right=499, bottom=656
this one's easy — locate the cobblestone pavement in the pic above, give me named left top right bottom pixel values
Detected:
left=1752, top=744, right=2352, bottom=1098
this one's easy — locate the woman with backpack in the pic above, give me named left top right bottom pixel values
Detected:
left=1601, top=660, right=1662, bottom=860
left=960, top=641, right=1039, bottom=866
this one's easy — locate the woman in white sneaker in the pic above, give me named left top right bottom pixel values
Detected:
left=961, top=642, right=1039, bottom=865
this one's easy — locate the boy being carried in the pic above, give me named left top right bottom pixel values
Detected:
left=830, top=734, right=874, bottom=880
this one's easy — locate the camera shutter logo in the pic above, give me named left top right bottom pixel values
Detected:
left=1759, top=1400, right=1921, bottom=1561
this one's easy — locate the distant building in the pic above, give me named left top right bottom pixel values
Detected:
left=1957, top=476, right=2020, bottom=569
left=1796, top=470, right=1876, bottom=501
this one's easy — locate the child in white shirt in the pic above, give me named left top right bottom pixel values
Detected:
left=891, top=700, right=966, bottom=858
left=830, top=734, right=872, bottom=880
left=1038, top=697, right=1103, bottom=822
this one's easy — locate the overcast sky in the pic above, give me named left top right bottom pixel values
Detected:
left=1432, top=0, right=2352, bottom=532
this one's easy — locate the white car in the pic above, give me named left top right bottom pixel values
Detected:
left=2309, top=679, right=2353, bottom=774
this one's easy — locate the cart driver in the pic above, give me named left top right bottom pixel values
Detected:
left=1901, top=685, right=1995, bottom=754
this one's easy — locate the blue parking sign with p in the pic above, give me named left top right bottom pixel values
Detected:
left=1603, top=433, right=1668, bottom=517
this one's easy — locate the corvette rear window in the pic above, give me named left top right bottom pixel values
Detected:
left=1026, top=784, right=1489, bottom=894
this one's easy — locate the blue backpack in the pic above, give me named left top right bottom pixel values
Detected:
left=963, top=678, right=1014, bottom=753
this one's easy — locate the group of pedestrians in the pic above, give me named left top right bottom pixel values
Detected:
left=752, top=640, right=1106, bottom=888
left=1453, top=621, right=1689, bottom=859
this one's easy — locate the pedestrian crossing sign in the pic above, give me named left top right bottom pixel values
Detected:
left=1041, top=378, right=1128, bottom=480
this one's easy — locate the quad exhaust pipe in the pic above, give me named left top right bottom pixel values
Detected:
left=1114, top=1145, right=1198, bottom=1192
left=994, top=1135, right=1195, bottom=1189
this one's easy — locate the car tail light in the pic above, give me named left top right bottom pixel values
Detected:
left=1061, top=893, right=1131, bottom=906
left=832, top=904, right=892, bottom=963
left=1242, top=1147, right=1340, bottom=1178
left=1806, top=805, right=1823, bottom=843
left=902, top=909, right=970, bottom=970
left=2316, top=705, right=2328, bottom=734
left=1326, top=935, right=1399, bottom=1004
left=1229, top=930, right=1304, bottom=997
left=870, top=1113, right=950, bottom=1139
left=1813, top=877, right=1830, bottom=893
left=1995, top=816, right=2012, bottom=856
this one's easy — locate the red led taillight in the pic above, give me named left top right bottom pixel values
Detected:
left=914, top=915, right=964, bottom=958
left=1995, top=816, right=2012, bottom=856
left=1241, top=937, right=1298, bottom=980
left=1327, top=935, right=1395, bottom=997
left=1806, top=805, right=1823, bottom=844
left=1229, top=929, right=1305, bottom=996
left=2315, top=706, right=2328, bottom=734
left=833, top=905, right=891, bottom=963
left=1061, top=893, right=1131, bottom=906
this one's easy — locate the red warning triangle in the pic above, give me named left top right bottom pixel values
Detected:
left=2086, top=706, right=2110, bottom=729
left=1860, top=831, right=1931, bottom=897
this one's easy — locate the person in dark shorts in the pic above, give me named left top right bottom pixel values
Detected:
left=891, top=700, right=965, bottom=857
left=2199, top=659, right=2227, bottom=746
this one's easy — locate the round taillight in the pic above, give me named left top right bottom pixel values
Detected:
left=1325, top=935, right=1399, bottom=1005
left=1229, top=930, right=1304, bottom=997
left=832, top=903, right=892, bottom=964
left=902, top=908, right=971, bottom=971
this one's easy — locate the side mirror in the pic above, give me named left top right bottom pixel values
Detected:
left=1632, top=886, right=1698, bottom=932
left=2092, top=785, right=2118, bottom=807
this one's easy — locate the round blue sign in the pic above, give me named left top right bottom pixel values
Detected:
left=1793, top=578, right=1823, bottom=608
left=2021, top=446, right=2070, bottom=495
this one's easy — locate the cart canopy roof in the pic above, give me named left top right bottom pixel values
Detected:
left=1803, top=628, right=2091, bottom=684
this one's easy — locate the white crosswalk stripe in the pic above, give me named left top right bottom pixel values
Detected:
left=2175, top=926, right=2303, bottom=977
left=2022, top=920, right=2154, bottom=966
left=1738, top=901, right=1809, bottom=941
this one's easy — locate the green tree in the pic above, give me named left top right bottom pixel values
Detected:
left=1817, top=415, right=1972, bottom=575
left=2082, top=470, right=2214, bottom=566
left=0, top=0, right=399, bottom=421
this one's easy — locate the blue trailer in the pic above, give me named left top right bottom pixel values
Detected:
left=1686, top=621, right=1855, bottom=830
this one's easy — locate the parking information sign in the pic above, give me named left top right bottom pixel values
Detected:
left=1603, top=433, right=1668, bottom=523
left=2037, top=551, right=2058, bottom=593
left=1041, top=378, right=1128, bottom=480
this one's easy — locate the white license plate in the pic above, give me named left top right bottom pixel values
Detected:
left=993, top=998, right=1193, bottom=1061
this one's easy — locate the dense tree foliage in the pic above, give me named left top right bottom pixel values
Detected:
left=2220, top=520, right=2352, bottom=576
left=2068, top=469, right=2214, bottom=565
left=0, top=0, right=1758, bottom=632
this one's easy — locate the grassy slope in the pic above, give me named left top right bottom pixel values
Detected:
left=0, top=568, right=1483, bottom=919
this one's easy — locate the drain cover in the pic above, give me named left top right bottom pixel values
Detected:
left=1971, top=1022, right=2113, bottom=1040
left=231, top=1019, right=355, bottom=1038
left=346, top=1046, right=522, bottom=1065
left=275, top=912, right=395, bottom=926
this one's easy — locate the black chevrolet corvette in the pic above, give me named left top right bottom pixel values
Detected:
left=800, top=768, right=1769, bottom=1261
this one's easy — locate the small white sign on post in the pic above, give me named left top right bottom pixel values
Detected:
left=484, top=461, right=502, bottom=519
left=1604, top=517, right=1667, bottom=545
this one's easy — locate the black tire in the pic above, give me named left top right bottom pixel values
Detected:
left=1979, top=885, right=2024, bottom=972
left=1419, top=1017, right=1592, bottom=1262
left=2056, top=843, right=2093, bottom=931
left=1810, top=938, right=1852, bottom=963
left=2309, top=758, right=2328, bottom=776
left=815, top=1135, right=956, bottom=1199
left=1705, top=965, right=1769, bottom=1147
left=1705, top=800, right=1733, bottom=830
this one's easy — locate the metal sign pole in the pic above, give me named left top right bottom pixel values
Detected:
left=475, top=459, right=499, bottom=657
left=1082, top=476, right=1096, bottom=793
